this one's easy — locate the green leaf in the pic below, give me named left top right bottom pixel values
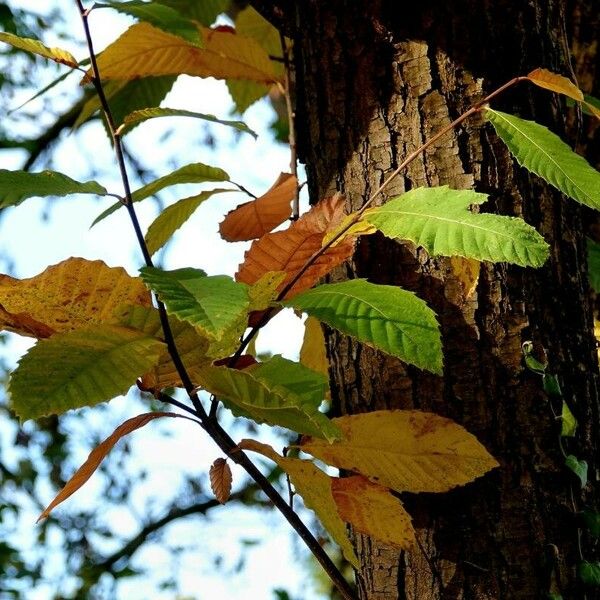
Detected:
left=581, top=509, right=600, bottom=538
left=0, top=170, right=107, bottom=208
left=364, top=186, right=549, bottom=267
left=9, top=325, right=164, bottom=421
left=197, top=363, right=340, bottom=441
left=226, top=80, right=271, bottom=114
left=155, top=0, right=228, bottom=26
left=140, top=267, right=249, bottom=341
left=521, top=341, right=546, bottom=374
left=145, top=189, right=235, bottom=256
left=578, top=561, right=600, bottom=586
left=587, top=238, right=600, bottom=293
left=0, top=31, right=78, bottom=67
left=75, top=76, right=177, bottom=130
left=284, top=279, right=442, bottom=374
left=542, top=373, right=562, bottom=397
left=485, top=108, right=600, bottom=210
left=121, top=107, right=257, bottom=137
left=565, top=454, right=588, bottom=488
left=93, top=1, right=202, bottom=45
left=560, top=400, right=577, bottom=437
left=92, top=162, right=229, bottom=225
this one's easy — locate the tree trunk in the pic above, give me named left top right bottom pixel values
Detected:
left=285, top=1, right=600, bottom=598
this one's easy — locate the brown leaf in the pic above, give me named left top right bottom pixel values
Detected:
left=0, top=257, right=151, bottom=339
left=526, top=68, right=584, bottom=102
left=220, top=173, right=296, bottom=241
left=37, top=412, right=180, bottom=521
left=236, top=194, right=355, bottom=298
left=209, top=457, right=233, bottom=504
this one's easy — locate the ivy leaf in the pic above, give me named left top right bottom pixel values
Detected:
left=0, top=257, right=150, bottom=338
left=578, top=561, right=600, bottom=586
left=219, top=173, right=296, bottom=242
left=197, top=362, right=339, bottom=441
left=93, top=1, right=202, bottom=45
left=542, top=373, right=562, bottom=397
left=0, top=170, right=107, bottom=208
left=0, top=31, right=78, bottom=67
left=526, top=68, right=583, bottom=102
left=284, top=279, right=442, bottom=374
left=120, top=107, right=257, bottom=137
left=238, top=439, right=359, bottom=567
left=140, top=267, right=249, bottom=341
left=236, top=194, right=356, bottom=299
left=84, top=22, right=278, bottom=84
left=300, top=410, right=499, bottom=493
left=364, top=186, right=549, bottom=267
left=92, top=162, right=229, bottom=225
left=581, top=509, right=600, bottom=538
left=560, top=401, right=577, bottom=437
left=145, top=189, right=235, bottom=256
left=38, top=412, right=182, bottom=520
left=565, top=454, right=588, bottom=488
left=9, top=325, right=165, bottom=421
left=485, top=108, right=600, bottom=210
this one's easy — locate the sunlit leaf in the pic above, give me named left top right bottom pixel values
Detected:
left=0, top=170, right=107, bottom=208
left=120, top=106, right=257, bottom=137
left=92, top=162, right=229, bottom=225
left=9, top=325, right=164, bottom=421
left=0, top=258, right=150, bottom=338
left=285, top=279, right=442, bottom=374
left=85, top=22, right=278, bottom=84
left=526, top=68, right=583, bottom=101
left=247, top=271, right=287, bottom=312
left=299, top=317, right=329, bottom=377
left=332, top=475, right=415, bottom=549
left=300, top=410, right=499, bottom=493
left=219, top=173, right=296, bottom=241
left=198, top=360, right=339, bottom=440
left=145, top=189, right=235, bottom=256
left=485, top=108, right=600, bottom=210
left=38, top=412, right=182, bottom=520
left=236, top=194, right=355, bottom=298
left=238, top=439, right=359, bottom=567
left=209, top=457, right=232, bottom=504
left=0, top=31, right=78, bottom=67
left=364, top=186, right=549, bottom=267
left=140, top=267, right=249, bottom=341
left=94, top=1, right=202, bottom=44
left=156, top=0, right=228, bottom=26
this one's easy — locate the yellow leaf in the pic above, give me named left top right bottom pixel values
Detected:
left=526, top=68, right=584, bottom=102
left=300, top=410, right=499, bottom=493
left=209, top=458, right=233, bottom=504
left=299, top=317, right=329, bottom=377
left=238, top=439, right=359, bottom=567
left=0, top=32, right=78, bottom=68
left=449, top=256, right=480, bottom=300
left=236, top=195, right=355, bottom=299
left=219, top=173, right=296, bottom=241
left=85, top=22, right=278, bottom=84
left=0, top=258, right=151, bottom=339
left=585, top=101, right=600, bottom=121
left=38, top=412, right=181, bottom=521
left=322, top=213, right=376, bottom=247
left=248, top=271, right=287, bottom=312
left=332, top=475, right=415, bottom=549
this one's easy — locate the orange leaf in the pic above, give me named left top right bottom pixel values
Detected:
left=209, top=457, right=233, bottom=504
left=37, top=412, right=181, bottom=521
left=219, top=173, right=296, bottom=242
left=235, top=194, right=355, bottom=298
left=0, top=257, right=151, bottom=339
left=331, top=475, right=415, bottom=549
left=526, top=68, right=583, bottom=102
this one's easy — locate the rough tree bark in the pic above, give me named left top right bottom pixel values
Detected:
left=255, top=1, right=600, bottom=598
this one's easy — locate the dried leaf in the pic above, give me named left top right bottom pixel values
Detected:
left=449, top=256, right=480, bottom=301
left=236, top=195, right=355, bottom=298
left=332, top=475, right=415, bottom=549
left=526, top=68, right=583, bottom=102
left=219, top=173, right=296, bottom=241
left=0, top=258, right=151, bottom=338
left=38, top=412, right=181, bottom=521
left=209, top=457, right=233, bottom=503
